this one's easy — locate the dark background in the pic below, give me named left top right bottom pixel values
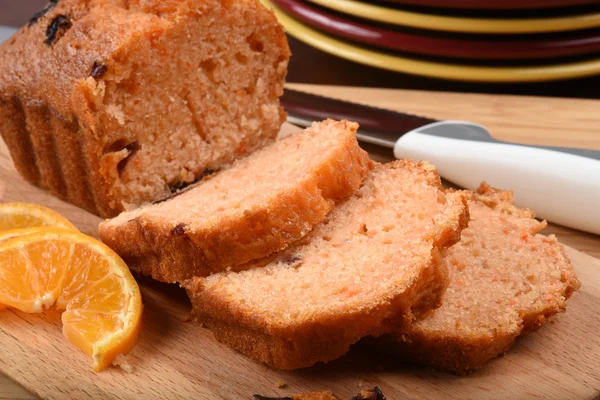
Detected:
left=1, top=0, right=599, bottom=99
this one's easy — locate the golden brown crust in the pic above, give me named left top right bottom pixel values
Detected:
left=185, top=160, right=469, bottom=370
left=0, top=0, right=290, bottom=217
left=386, top=183, right=580, bottom=374
left=100, top=120, right=372, bottom=283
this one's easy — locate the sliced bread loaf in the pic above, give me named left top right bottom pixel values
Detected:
left=0, top=0, right=289, bottom=217
left=386, top=183, right=580, bottom=374
left=184, top=160, right=469, bottom=370
left=99, top=120, right=372, bottom=283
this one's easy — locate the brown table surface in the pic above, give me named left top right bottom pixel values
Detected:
left=1, top=0, right=600, bottom=99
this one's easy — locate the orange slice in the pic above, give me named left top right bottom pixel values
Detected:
left=0, top=228, right=143, bottom=371
left=0, top=203, right=79, bottom=231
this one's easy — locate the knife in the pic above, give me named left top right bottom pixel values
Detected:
left=282, top=88, right=600, bottom=236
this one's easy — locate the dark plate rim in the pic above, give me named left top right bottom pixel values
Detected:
left=372, top=0, right=600, bottom=10
left=273, top=0, right=600, bottom=60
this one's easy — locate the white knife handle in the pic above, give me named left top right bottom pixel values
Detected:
left=394, top=129, right=600, bottom=235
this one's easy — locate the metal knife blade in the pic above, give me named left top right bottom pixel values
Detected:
left=282, top=87, right=600, bottom=161
left=283, top=87, right=436, bottom=149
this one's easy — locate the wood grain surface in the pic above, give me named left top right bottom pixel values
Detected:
left=1, top=85, right=599, bottom=400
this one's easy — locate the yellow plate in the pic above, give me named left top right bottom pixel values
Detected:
left=263, top=0, right=600, bottom=82
left=306, top=0, right=600, bottom=34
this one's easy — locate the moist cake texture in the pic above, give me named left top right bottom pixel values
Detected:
left=184, top=160, right=469, bottom=370
left=0, top=0, right=289, bottom=217
left=388, top=183, right=580, bottom=374
left=100, top=120, right=372, bottom=283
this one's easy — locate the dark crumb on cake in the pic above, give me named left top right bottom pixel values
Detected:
left=152, top=189, right=185, bottom=205
left=199, top=168, right=216, bottom=179
left=169, top=169, right=215, bottom=192
left=281, top=254, right=302, bottom=268
left=168, top=182, right=189, bottom=192
left=29, top=0, right=59, bottom=26
left=171, top=223, right=187, bottom=236
left=152, top=169, right=218, bottom=205
left=90, top=61, right=108, bottom=78
left=282, top=254, right=301, bottom=263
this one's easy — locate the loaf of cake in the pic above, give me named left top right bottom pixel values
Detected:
left=184, top=160, right=469, bottom=370
left=99, top=120, right=372, bottom=283
left=385, top=183, right=580, bottom=374
left=0, top=0, right=290, bottom=217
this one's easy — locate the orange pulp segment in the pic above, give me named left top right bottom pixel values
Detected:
left=0, top=228, right=142, bottom=371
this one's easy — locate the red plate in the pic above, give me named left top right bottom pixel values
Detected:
left=273, top=0, right=600, bottom=60
left=371, top=0, right=600, bottom=10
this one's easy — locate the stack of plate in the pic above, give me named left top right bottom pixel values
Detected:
left=261, top=0, right=600, bottom=82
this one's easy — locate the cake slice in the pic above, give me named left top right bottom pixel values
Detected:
left=99, top=120, right=372, bottom=283
left=0, top=0, right=289, bottom=217
left=184, top=160, right=469, bottom=370
left=385, top=183, right=580, bottom=374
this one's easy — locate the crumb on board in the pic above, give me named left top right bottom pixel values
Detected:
left=276, top=380, right=287, bottom=389
left=181, top=314, right=192, bottom=323
left=112, top=354, right=134, bottom=373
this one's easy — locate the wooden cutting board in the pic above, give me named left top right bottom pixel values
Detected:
left=1, top=85, right=600, bottom=400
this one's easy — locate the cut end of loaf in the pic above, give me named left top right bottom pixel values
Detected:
left=184, top=159, right=469, bottom=370
left=388, top=183, right=580, bottom=374
left=86, top=0, right=290, bottom=214
left=0, top=0, right=290, bottom=217
left=99, top=119, right=372, bottom=283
